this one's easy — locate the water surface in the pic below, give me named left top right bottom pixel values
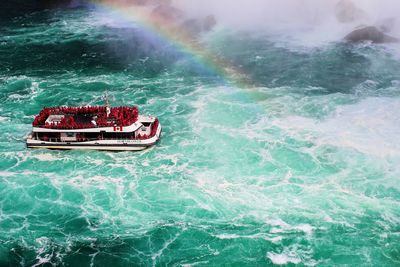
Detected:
left=1, top=8, right=400, bottom=266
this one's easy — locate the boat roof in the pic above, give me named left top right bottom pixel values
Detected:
left=33, top=106, right=139, bottom=130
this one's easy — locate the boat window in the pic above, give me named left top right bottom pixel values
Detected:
left=142, top=122, right=151, bottom=127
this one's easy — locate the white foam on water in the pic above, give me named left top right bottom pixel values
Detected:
left=0, top=171, right=16, bottom=177
left=266, top=218, right=290, bottom=228
left=272, top=97, right=400, bottom=157
left=32, top=237, right=54, bottom=267
left=90, top=159, right=103, bottom=166
left=69, top=175, right=124, bottom=190
left=267, top=219, right=314, bottom=236
left=267, top=243, right=318, bottom=265
left=181, top=261, right=210, bottom=267
left=267, top=252, right=301, bottom=265
left=32, top=153, right=60, bottom=161
left=214, top=233, right=241, bottom=240
left=212, top=232, right=286, bottom=245
left=265, top=236, right=283, bottom=244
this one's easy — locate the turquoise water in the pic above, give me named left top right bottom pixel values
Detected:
left=1, top=8, right=400, bottom=266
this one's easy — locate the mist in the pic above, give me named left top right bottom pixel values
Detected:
left=173, top=0, right=400, bottom=44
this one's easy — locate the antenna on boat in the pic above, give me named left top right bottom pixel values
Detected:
left=104, top=90, right=111, bottom=117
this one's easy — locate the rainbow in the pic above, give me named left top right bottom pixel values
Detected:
left=90, top=0, right=251, bottom=88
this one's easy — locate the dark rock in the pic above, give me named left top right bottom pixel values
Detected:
left=344, top=26, right=399, bottom=43
left=151, top=2, right=217, bottom=38
left=181, top=19, right=202, bottom=36
left=151, top=3, right=184, bottom=24
left=203, top=15, right=217, bottom=32
left=180, top=15, right=216, bottom=37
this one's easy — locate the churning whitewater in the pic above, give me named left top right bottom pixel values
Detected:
left=1, top=1, right=400, bottom=266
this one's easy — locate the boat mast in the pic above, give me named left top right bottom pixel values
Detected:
left=105, top=91, right=111, bottom=117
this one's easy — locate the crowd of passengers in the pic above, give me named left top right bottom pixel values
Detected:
left=137, top=119, right=159, bottom=140
left=33, top=106, right=139, bottom=129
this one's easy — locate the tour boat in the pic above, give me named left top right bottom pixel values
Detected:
left=26, top=103, right=161, bottom=151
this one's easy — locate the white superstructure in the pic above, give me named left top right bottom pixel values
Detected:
left=26, top=105, right=161, bottom=151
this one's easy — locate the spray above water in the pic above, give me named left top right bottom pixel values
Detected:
left=90, top=0, right=255, bottom=88
left=174, top=0, right=400, bottom=39
left=90, top=0, right=400, bottom=83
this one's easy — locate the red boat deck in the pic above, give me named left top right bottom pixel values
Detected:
left=33, top=106, right=139, bottom=129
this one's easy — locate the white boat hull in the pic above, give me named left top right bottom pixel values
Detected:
left=26, top=125, right=162, bottom=151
